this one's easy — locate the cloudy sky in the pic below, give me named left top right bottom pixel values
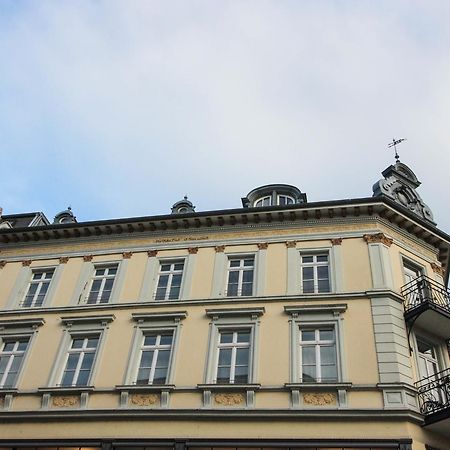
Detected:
left=1, top=1, right=449, bottom=230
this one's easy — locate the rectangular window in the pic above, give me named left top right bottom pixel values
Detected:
left=155, top=260, right=184, bottom=301
left=299, top=327, right=337, bottom=382
left=21, top=269, right=55, bottom=307
left=216, top=330, right=251, bottom=383
left=301, top=253, right=330, bottom=293
left=135, top=332, right=173, bottom=385
left=226, top=257, right=254, bottom=297
left=86, top=264, right=118, bottom=304
left=60, top=335, right=99, bottom=386
left=0, top=338, right=29, bottom=388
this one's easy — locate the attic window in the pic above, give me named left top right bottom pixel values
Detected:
left=254, top=196, right=272, bottom=207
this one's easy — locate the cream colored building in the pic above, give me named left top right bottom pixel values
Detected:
left=0, top=162, right=449, bottom=450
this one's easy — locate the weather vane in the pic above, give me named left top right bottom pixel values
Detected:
left=388, top=138, right=406, bottom=162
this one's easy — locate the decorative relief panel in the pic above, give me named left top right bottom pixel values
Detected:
left=59, top=256, right=69, bottom=264
left=52, top=395, right=79, bottom=408
left=431, top=262, right=445, bottom=277
left=363, top=233, right=393, bottom=247
left=257, top=243, right=268, bottom=250
left=214, top=393, right=245, bottom=406
left=303, top=392, right=336, bottom=406
left=285, top=241, right=297, bottom=248
left=83, top=255, right=93, bottom=262
left=214, top=245, right=225, bottom=253
left=147, top=250, right=158, bottom=257
left=330, top=238, right=343, bottom=245
left=130, top=393, right=159, bottom=407
left=22, top=260, right=32, bottom=266
left=0, top=261, right=6, bottom=269
left=122, top=252, right=133, bottom=259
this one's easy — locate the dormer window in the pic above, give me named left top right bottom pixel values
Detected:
left=254, top=196, right=272, bottom=208
left=277, top=195, right=294, bottom=206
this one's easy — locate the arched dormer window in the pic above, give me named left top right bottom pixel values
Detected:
left=254, top=196, right=272, bottom=208
left=277, top=195, right=294, bottom=206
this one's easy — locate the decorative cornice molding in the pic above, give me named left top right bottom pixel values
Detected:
left=83, top=255, right=93, bottom=262
left=132, top=311, right=188, bottom=323
left=122, top=252, right=133, bottom=259
left=430, top=262, right=445, bottom=276
left=363, top=233, right=393, bottom=247
left=61, top=314, right=115, bottom=327
left=188, top=247, right=198, bottom=254
left=205, top=307, right=265, bottom=320
left=330, top=238, right=343, bottom=245
left=59, top=257, right=69, bottom=264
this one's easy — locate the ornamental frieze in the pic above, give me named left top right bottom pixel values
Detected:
left=431, top=262, right=445, bottom=277
left=214, top=393, right=245, bottom=406
left=303, top=392, right=336, bottom=406
left=52, top=396, right=79, bottom=408
left=130, top=393, right=159, bottom=407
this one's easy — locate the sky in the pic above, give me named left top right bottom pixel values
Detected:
left=1, top=1, right=449, bottom=231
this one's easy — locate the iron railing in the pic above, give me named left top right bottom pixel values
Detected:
left=415, top=367, right=450, bottom=415
left=400, top=275, right=450, bottom=314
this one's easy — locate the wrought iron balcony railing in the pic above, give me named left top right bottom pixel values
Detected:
left=400, top=275, right=450, bottom=314
left=415, top=367, right=450, bottom=416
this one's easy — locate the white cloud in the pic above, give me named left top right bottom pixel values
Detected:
left=1, top=1, right=449, bottom=230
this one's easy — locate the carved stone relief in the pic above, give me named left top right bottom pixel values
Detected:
left=52, top=396, right=79, bottom=408
left=363, top=233, right=393, bottom=247
left=214, top=393, right=245, bottom=406
left=303, top=392, right=336, bottom=406
left=130, top=393, right=159, bottom=407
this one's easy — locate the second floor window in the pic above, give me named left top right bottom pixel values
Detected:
left=216, top=330, right=251, bottom=384
left=155, top=261, right=184, bottom=301
left=227, top=257, right=254, bottom=297
left=136, top=333, right=173, bottom=385
left=22, top=269, right=55, bottom=307
left=0, top=338, right=29, bottom=388
left=60, top=335, right=99, bottom=387
left=301, top=253, right=330, bottom=293
left=86, top=264, right=118, bottom=304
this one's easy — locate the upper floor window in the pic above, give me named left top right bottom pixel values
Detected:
left=155, top=260, right=184, bottom=301
left=216, top=329, right=251, bottom=384
left=254, top=196, right=271, bottom=207
left=299, top=327, right=337, bottom=382
left=403, top=259, right=423, bottom=285
left=21, top=269, right=55, bottom=308
left=301, top=253, right=330, bottom=293
left=135, top=332, right=173, bottom=385
left=0, top=338, right=30, bottom=388
left=86, top=264, right=118, bottom=304
left=60, top=335, right=99, bottom=387
left=227, top=257, right=254, bottom=297
left=277, top=194, right=294, bottom=205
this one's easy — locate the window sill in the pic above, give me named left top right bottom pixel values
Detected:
left=115, top=384, right=175, bottom=392
left=38, top=386, right=95, bottom=394
left=197, top=383, right=261, bottom=391
left=285, top=382, right=352, bottom=390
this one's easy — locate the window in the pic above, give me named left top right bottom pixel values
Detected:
left=0, top=338, right=29, bottom=388
left=21, top=269, right=55, bottom=307
left=155, top=260, right=184, bottom=301
left=277, top=194, right=294, bottom=205
left=403, top=259, right=423, bottom=284
left=227, top=257, right=254, bottom=297
left=135, top=332, right=173, bottom=385
left=301, top=253, right=330, bottom=293
left=254, top=196, right=271, bottom=207
left=85, top=264, right=118, bottom=304
left=299, top=327, right=338, bottom=382
left=216, top=330, right=251, bottom=384
left=60, top=335, right=99, bottom=387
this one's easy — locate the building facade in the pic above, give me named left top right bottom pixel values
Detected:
left=0, top=162, right=449, bottom=450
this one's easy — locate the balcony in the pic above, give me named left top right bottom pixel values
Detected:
left=400, top=275, right=450, bottom=339
left=415, top=368, right=450, bottom=436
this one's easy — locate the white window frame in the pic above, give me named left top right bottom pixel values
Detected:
left=204, top=308, right=264, bottom=385
left=134, top=332, right=174, bottom=385
left=214, top=328, right=251, bottom=384
left=401, top=256, right=425, bottom=285
left=21, top=268, right=55, bottom=308
left=84, top=263, right=119, bottom=305
left=226, top=255, right=255, bottom=297
left=254, top=196, right=272, bottom=208
left=0, top=337, right=30, bottom=388
left=300, top=252, right=331, bottom=294
left=298, top=326, right=338, bottom=383
left=154, top=259, right=185, bottom=301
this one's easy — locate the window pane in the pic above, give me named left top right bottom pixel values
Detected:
left=144, top=336, right=157, bottom=346
left=95, top=268, right=105, bottom=276
left=218, top=348, right=232, bottom=365
left=76, top=369, right=90, bottom=385
left=3, top=342, right=15, bottom=352
left=17, top=341, right=29, bottom=351
left=302, top=267, right=314, bottom=280
left=171, top=274, right=182, bottom=287
left=72, top=339, right=84, bottom=349
left=301, top=330, right=315, bottom=341
left=241, top=282, right=253, bottom=296
left=320, top=346, right=336, bottom=365
left=168, top=286, right=180, bottom=299
left=234, top=366, right=248, bottom=383
left=220, top=333, right=233, bottom=343
left=236, top=348, right=249, bottom=365
left=65, top=353, right=79, bottom=370
left=319, top=330, right=334, bottom=341
left=60, top=370, right=75, bottom=386
left=317, top=265, right=329, bottom=279
left=321, top=364, right=338, bottom=382
left=229, top=260, right=240, bottom=268
left=302, top=366, right=316, bottom=382
left=160, top=335, right=173, bottom=346
left=87, top=337, right=99, bottom=348
left=302, top=256, right=313, bottom=263
left=216, top=367, right=231, bottom=383
left=302, top=346, right=315, bottom=365
left=157, top=275, right=169, bottom=288
left=140, top=351, right=154, bottom=368
left=156, top=350, right=170, bottom=368
left=318, top=279, right=330, bottom=292
left=317, top=255, right=328, bottom=262
left=228, top=271, right=239, bottom=283
left=174, top=262, right=184, bottom=271
left=242, top=270, right=253, bottom=282
left=153, top=368, right=168, bottom=384
left=243, top=258, right=254, bottom=266
left=80, top=352, right=94, bottom=370
left=136, top=368, right=150, bottom=384
left=237, top=332, right=250, bottom=343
